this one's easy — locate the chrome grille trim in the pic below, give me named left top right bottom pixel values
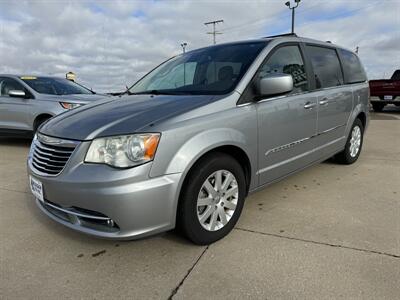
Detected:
left=36, top=143, right=75, bottom=154
left=33, top=153, right=67, bottom=165
left=44, top=201, right=111, bottom=221
left=34, top=147, right=71, bottom=159
left=30, top=134, right=79, bottom=176
left=33, top=156, right=65, bottom=168
left=37, top=199, right=120, bottom=232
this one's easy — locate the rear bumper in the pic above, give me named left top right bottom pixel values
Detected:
left=370, top=100, right=399, bottom=104
left=370, top=95, right=399, bottom=104
left=27, top=143, right=183, bottom=239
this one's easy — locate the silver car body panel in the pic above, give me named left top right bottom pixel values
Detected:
left=0, top=75, right=107, bottom=133
left=27, top=36, right=369, bottom=239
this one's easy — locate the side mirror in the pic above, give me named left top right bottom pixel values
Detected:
left=256, top=73, right=294, bottom=98
left=9, top=90, right=26, bottom=98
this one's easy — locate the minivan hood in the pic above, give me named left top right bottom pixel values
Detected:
left=39, top=94, right=216, bottom=140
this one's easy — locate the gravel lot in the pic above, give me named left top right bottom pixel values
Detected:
left=1, top=108, right=399, bottom=299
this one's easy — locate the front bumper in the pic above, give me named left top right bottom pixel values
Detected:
left=27, top=140, right=182, bottom=239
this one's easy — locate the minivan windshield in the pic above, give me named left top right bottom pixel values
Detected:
left=21, top=77, right=93, bottom=95
left=129, top=41, right=268, bottom=95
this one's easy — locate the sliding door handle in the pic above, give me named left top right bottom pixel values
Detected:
left=304, top=102, right=317, bottom=109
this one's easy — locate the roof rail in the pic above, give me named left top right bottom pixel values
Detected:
left=263, top=33, right=298, bottom=39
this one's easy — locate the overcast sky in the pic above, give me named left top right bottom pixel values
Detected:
left=0, top=0, right=399, bottom=92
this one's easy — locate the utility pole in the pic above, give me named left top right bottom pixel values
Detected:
left=181, top=42, right=187, bottom=53
left=285, top=0, right=301, bottom=33
left=180, top=42, right=188, bottom=85
left=204, top=19, right=224, bottom=45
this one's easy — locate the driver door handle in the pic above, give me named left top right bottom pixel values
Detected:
left=319, top=98, right=329, bottom=105
left=304, top=102, right=317, bottom=109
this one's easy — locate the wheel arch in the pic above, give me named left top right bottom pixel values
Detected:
left=356, top=111, right=367, bottom=129
left=33, top=113, right=53, bottom=131
left=182, top=145, right=252, bottom=195
left=160, top=128, right=256, bottom=226
left=345, top=103, right=369, bottom=137
left=156, top=126, right=257, bottom=190
left=174, top=144, right=252, bottom=230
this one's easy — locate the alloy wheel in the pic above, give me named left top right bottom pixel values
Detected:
left=349, top=125, right=361, bottom=158
left=196, top=170, right=239, bottom=231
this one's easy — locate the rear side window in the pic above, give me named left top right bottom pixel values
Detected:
left=307, top=46, right=344, bottom=89
left=258, top=45, right=308, bottom=93
left=339, top=49, right=367, bottom=83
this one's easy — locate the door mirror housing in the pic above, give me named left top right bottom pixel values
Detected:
left=256, top=73, right=294, bottom=98
left=8, top=90, right=26, bottom=98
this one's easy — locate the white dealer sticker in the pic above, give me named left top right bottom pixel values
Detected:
left=30, top=176, right=44, bottom=202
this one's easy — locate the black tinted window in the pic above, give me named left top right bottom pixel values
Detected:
left=259, top=45, right=308, bottom=93
left=307, top=46, right=344, bottom=89
left=21, top=77, right=92, bottom=95
left=339, top=49, right=366, bottom=83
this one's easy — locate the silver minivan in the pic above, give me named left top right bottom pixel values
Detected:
left=27, top=34, right=369, bottom=244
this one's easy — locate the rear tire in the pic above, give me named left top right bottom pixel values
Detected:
left=335, top=119, right=364, bottom=165
left=372, top=103, right=384, bottom=112
left=177, top=153, right=246, bottom=245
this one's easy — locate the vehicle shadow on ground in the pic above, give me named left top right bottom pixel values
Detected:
left=370, top=105, right=400, bottom=120
left=0, top=137, right=32, bottom=147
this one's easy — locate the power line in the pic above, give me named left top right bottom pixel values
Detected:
left=220, top=0, right=381, bottom=36
left=220, top=2, right=317, bottom=34
left=204, top=19, right=224, bottom=45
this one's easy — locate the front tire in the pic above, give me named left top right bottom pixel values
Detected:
left=177, top=153, right=246, bottom=245
left=335, top=118, right=364, bottom=164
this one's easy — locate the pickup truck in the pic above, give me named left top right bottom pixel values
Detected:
left=369, top=70, right=400, bottom=112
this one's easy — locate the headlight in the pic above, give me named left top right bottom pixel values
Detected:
left=60, top=102, right=83, bottom=109
left=85, top=133, right=161, bottom=168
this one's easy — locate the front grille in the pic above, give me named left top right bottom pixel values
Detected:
left=31, top=135, right=77, bottom=176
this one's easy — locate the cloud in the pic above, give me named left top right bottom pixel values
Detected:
left=0, top=0, right=399, bottom=92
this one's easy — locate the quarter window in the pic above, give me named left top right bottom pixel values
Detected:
left=259, top=45, right=308, bottom=93
left=307, top=46, right=344, bottom=89
left=339, top=49, right=367, bottom=83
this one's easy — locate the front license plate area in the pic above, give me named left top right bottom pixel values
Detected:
left=384, top=95, right=393, bottom=100
left=30, top=175, right=44, bottom=202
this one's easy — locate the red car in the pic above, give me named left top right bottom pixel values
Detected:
left=369, top=70, right=400, bottom=112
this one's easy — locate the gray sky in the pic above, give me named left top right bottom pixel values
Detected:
left=0, top=0, right=399, bottom=92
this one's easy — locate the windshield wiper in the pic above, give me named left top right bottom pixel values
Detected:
left=129, top=90, right=183, bottom=95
